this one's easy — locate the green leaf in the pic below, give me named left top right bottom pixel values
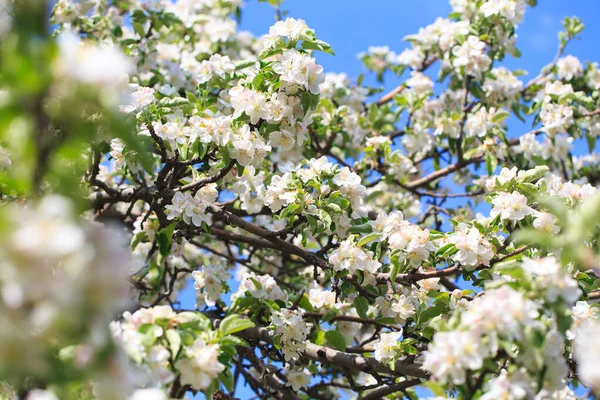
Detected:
left=348, top=223, right=373, bottom=234
left=316, top=209, right=332, bottom=230
left=220, top=315, right=255, bottom=336
left=418, top=305, right=445, bottom=326
left=234, top=59, right=256, bottom=70
left=356, top=232, right=381, bottom=248
left=517, top=165, right=549, bottom=183
left=353, top=296, right=369, bottom=319
left=297, top=294, right=314, bottom=312
left=516, top=182, right=539, bottom=198
left=301, top=39, right=335, bottom=55
left=491, top=110, right=510, bottom=123
left=176, top=312, right=211, bottom=331
left=313, top=329, right=325, bottom=346
left=586, top=133, right=597, bottom=153
left=219, top=369, right=235, bottom=392
left=220, top=335, right=249, bottom=348
left=158, top=97, right=190, bottom=108
left=486, top=154, right=498, bottom=176
left=220, top=145, right=230, bottom=168
left=133, top=22, right=146, bottom=38
left=435, top=243, right=456, bottom=257
left=131, top=231, right=148, bottom=250
left=166, top=329, right=181, bottom=358
left=322, top=310, right=337, bottom=323
left=389, top=260, right=401, bottom=283
left=157, top=222, right=178, bottom=257
left=325, top=330, right=346, bottom=351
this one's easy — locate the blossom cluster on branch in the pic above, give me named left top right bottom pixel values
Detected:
left=2, top=0, right=600, bottom=399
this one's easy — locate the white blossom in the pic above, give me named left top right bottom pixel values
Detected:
left=490, top=191, right=534, bottom=221
left=448, top=223, right=494, bottom=268
left=451, top=36, right=491, bottom=77
left=329, top=237, right=382, bottom=275
left=373, top=331, right=403, bottom=362
left=176, top=338, right=225, bottom=390
left=556, top=55, right=584, bottom=81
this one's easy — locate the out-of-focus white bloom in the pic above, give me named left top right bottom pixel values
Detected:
left=567, top=301, right=599, bottom=340
left=176, top=338, right=225, bottom=390
left=514, top=132, right=542, bottom=160
left=536, top=386, right=579, bottom=400
left=423, top=330, right=486, bottom=384
left=402, top=124, right=434, bottom=156
left=482, top=67, right=523, bottom=104
left=56, top=31, right=132, bottom=87
left=533, top=212, right=560, bottom=234
left=465, top=107, right=499, bottom=138
left=308, top=286, right=336, bottom=310
left=1, top=196, right=133, bottom=377
left=586, top=62, right=600, bottom=90
left=129, top=388, right=167, bottom=400
left=11, top=195, right=85, bottom=257
left=522, top=257, right=580, bottom=305
left=285, top=366, right=311, bottom=391
left=0, top=145, right=10, bottom=169
left=540, top=103, right=573, bottom=136
left=406, top=71, right=433, bottom=95
left=574, top=320, right=600, bottom=390
left=480, top=369, right=531, bottom=400
left=556, top=55, right=584, bottom=81
left=540, top=134, right=573, bottom=160
left=462, top=286, right=539, bottom=340
left=147, top=345, right=175, bottom=384
left=395, top=48, right=426, bottom=69
left=480, top=0, right=527, bottom=25
left=26, top=390, right=59, bottom=400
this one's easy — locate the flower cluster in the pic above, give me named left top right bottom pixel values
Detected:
left=165, top=185, right=219, bottom=227
left=424, top=286, right=545, bottom=387
left=271, top=309, right=310, bottom=361
left=0, top=196, right=133, bottom=390
left=176, top=338, right=225, bottom=390
left=329, top=236, right=382, bottom=275
left=448, top=223, right=494, bottom=268
left=370, top=211, right=437, bottom=268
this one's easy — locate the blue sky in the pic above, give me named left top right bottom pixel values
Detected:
left=187, top=1, right=600, bottom=398
left=238, top=0, right=600, bottom=97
